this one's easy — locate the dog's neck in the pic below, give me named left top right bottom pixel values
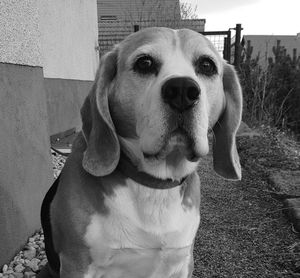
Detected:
left=117, top=152, right=189, bottom=189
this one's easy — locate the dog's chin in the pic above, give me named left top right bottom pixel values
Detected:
left=143, top=129, right=206, bottom=163
left=140, top=128, right=210, bottom=180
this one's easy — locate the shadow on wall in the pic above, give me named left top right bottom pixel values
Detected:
left=44, top=78, right=93, bottom=136
left=0, top=185, right=27, bottom=261
left=0, top=63, right=53, bottom=265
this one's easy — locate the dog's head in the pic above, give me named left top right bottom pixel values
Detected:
left=81, top=27, right=242, bottom=181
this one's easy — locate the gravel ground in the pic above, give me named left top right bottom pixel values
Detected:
left=0, top=230, right=47, bottom=278
left=1, top=127, right=299, bottom=277
left=51, top=149, right=66, bottom=179
left=193, top=126, right=300, bottom=277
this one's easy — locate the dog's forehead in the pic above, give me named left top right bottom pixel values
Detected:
left=118, top=27, right=219, bottom=62
left=119, top=27, right=177, bottom=59
left=176, top=29, right=219, bottom=55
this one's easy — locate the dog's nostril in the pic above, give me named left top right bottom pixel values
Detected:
left=187, top=87, right=200, bottom=101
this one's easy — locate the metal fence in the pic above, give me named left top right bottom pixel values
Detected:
left=98, top=19, right=205, bottom=56
left=200, top=24, right=242, bottom=67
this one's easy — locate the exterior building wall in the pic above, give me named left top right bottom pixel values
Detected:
left=39, top=0, right=99, bottom=81
left=0, top=63, right=53, bottom=266
left=0, top=1, right=52, bottom=266
left=0, top=0, right=98, bottom=266
left=0, top=0, right=42, bottom=66
left=45, top=78, right=93, bottom=135
left=97, top=0, right=181, bottom=22
left=38, top=0, right=99, bottom=134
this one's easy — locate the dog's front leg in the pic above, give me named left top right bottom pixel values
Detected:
left=59, top=252, right=91, bottom=278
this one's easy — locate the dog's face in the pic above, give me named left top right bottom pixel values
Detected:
left=81, top=27, right=242, bottom=181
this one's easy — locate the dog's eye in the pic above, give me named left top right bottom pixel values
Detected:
left=195, top=57, right=217, bottom=76
left=133, top=55, right=157, bottom=75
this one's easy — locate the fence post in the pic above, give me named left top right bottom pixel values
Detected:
left=227, top=30, right=231, bottom=64
left=223, top=30, right=232, bottom=63
left=223, top=37, right=228, bottom=61
left=234, top=23, right=242, bottom=69
left=134, top=25, right=140, bottom=32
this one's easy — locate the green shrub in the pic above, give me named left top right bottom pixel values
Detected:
left=240, top=40, right=300, bottom=138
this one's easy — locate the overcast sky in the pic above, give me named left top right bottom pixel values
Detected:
left=181, top=0, right=300, bottom=35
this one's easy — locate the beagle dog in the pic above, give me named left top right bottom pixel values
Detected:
left=40, top=27, right=242, bottom=278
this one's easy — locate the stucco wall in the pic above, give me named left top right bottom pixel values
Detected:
left=0, top=0, right=98, bottom=265
left=0, top=63, right=53, bottom=265
left=0, top=0, right=99, bottom=80
left=45, top=78, right=93, bottom=135
left=0, top=0, right=42, bottom=66
left=39, top=0, right=99, bottom=80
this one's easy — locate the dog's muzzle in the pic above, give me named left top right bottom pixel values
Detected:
left=161, top=77, right=200, bottom=112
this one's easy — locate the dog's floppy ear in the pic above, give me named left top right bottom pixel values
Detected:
left=81, top=49, right=120, bottom=176
left=212, top=63, right=243, bottom=180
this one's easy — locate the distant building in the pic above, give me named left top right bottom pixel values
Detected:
left=97, top=0, right=205, bottom=55
left=98, top=0, right=181, bottom=22
left=242, top=34, right=300, bottom=67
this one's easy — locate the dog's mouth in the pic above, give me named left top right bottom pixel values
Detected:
left=142, top=108, right=210, bottom=163
left=143, top=126, right=200, bottom=162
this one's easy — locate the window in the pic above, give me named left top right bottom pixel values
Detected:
left=100, top=15, right=117, bottom=21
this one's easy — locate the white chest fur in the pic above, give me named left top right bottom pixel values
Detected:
left=83, top=179, right=200, bottom=278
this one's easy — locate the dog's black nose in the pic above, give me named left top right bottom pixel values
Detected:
left=161, top=77, right=200, bottom=112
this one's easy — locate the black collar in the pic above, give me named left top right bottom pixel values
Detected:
left=117, top=152, right=191, bottom=189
